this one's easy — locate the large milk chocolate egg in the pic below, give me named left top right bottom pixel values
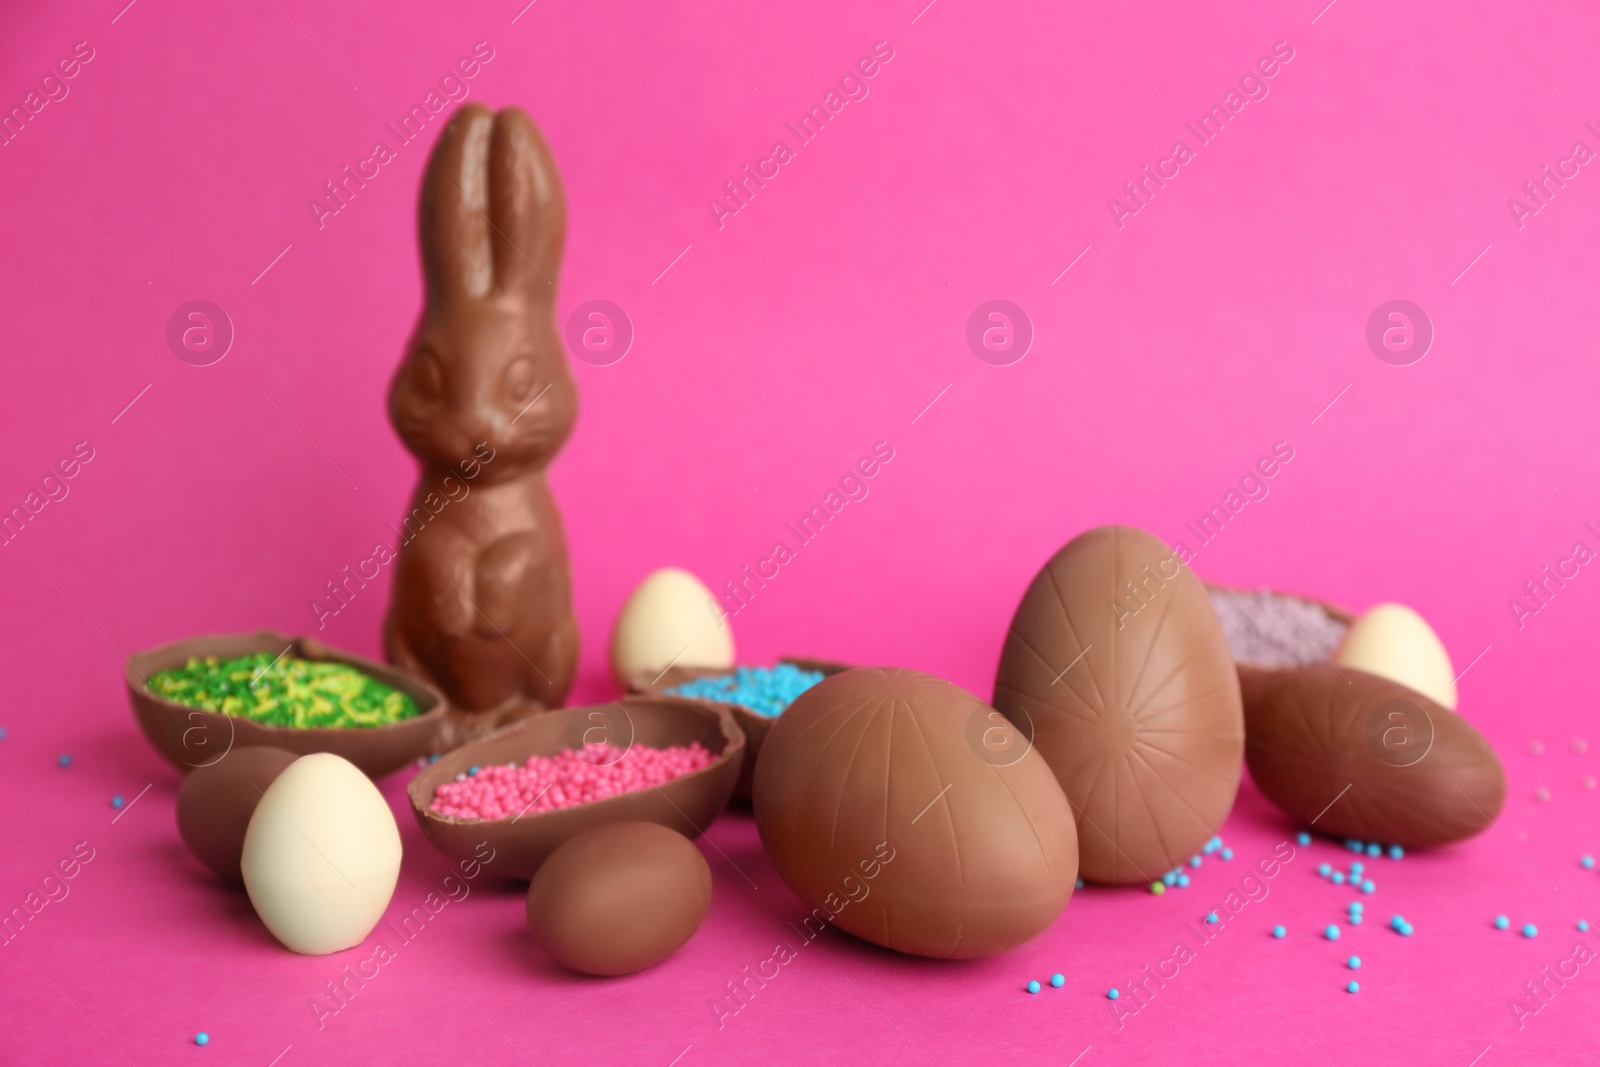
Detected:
left=177, top=746, right=299, bottom=882
left=1246, top=664, right=1504, bottom=846
left=993, top=526, right=1243, bottom=884
left=526, top=822, right=712, bottom=976
left=753, top=668, right=1077, bottom=959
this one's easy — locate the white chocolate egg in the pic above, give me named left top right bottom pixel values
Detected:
left=241, top=753, right=401, bottom=955
left=1334, top=603, right=1457, bottom=710
left=609, top=567, right=735, bottom=684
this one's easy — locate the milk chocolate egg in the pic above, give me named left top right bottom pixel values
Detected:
left=753, top=668, right=1077, bottom=959
left=993, top=526, right=1243, bottom=884
left=1335, top=603, right=1457, bottom=710
left=176, top=746, right=298, bottom=882
left=526, top=822, right=711, bottom=976
left=242, top=753, right=402, bottom=955
left=1246, top=664, right=1504, bottom=846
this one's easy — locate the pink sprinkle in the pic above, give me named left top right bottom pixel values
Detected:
left=429, top=743, right=715, bottom=821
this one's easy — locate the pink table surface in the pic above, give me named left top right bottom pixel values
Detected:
left=3, top=0, right=1599, bottom=1063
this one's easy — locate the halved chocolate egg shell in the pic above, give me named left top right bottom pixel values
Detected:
left=407, top=697, right=743, bottom=880
left=127, top=631, right=449, bottom=779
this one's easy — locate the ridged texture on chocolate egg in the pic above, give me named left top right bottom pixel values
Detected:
left=1246, top=664, right=1505, bottom=846
left=753, top=668, right=1078, bottom=959
left=993, top=526, right=1243, bottom=884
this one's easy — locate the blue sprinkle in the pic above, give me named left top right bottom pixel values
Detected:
left=427, top=753, right=439, bottom=763
left=1296, top=832, right=1312, bottom=847
left=1050, top=973, right=1064, bottom=988
left=1347, top=956, right=1361, bottom=969
left=1351, top=861, right=1364, bottom=876
left=1349, top=901, right=1364, bottom=912
left=669, top=663, right=828, bottom=718
left=1325, top=925, right=1341, bottom=941
left=1076, top=878, right=1084, bottom=889
left=195, top=1032, right=209, bottom=1046
left=0, top=726, right=7, bottom=739
left=1317, top=863, right=1332, bottom=877
left=1579, top=921, right=1591, bottom=932
left=1206, top=912, right=1219, bottom=924
left=1345, top=839, right=1362, bottom=852
left=111, top=795, right=124, bottom=809
left=1399, top=923, right=1414, bottom=936
left=1027, top=980, right=1041, bottom=994
left=1163, top=871, right=1178, bottom=886
left=1366, top=843, right=1382, bottom=857
left=468, top=766, right=480, bottom=776
left=1272, top=925, right=1286, bottom=939
left=1107, top=988, right=1120, bottom=1000
left=1523, top=924, right=1538, bottom=938
left=1390, top=915, right=1406, bottom=931
left=1189, top=855, right=1202, bottom=868
left=1349, top=913, right=1363, bottom=925
left=1494, top=915, right=1510, bottom=930
left=1583, top=855, right=1596, bottom=870
left=58, top=754, right=72, bottom=768
left=1177, top=874, right=1191, bottom=888
left=1346, top=981, right=1360, bottom=994
left=1361, top=880, right=1376, bottom=894
left=1388, top=845, right=1404, bottom=860
left=1220, top=848, right=1234, bottom=861
left=1332, top=872, right=1346, bottom=885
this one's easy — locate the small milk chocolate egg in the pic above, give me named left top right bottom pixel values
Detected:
left=241, top=753, right=402, bottom=955
left=1334, top=603, right=1457, bottom=710
left=610, top=568, right=735, bottom=685
left=753, top=668, right=1078, bottom=959
left=1246, top=664, right=1505, bottom=846
left=526, top=822, right=711, bottom=976
left=993, top=526, right=1243, bottom=884
left=176, top=746, right=298, bottom=882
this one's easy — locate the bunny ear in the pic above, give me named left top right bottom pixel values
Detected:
left=419, top=104, right=496, bottom=301
left=487, top=107, right=565, bottom=296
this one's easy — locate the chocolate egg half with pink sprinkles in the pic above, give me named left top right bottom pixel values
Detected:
left=408, top=697, right=743, bottom=879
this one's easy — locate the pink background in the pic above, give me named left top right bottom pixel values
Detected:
left=3, top=0, right=1599, bottom=1063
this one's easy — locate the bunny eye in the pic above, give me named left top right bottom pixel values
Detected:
left=413, top=350, right=444, bottom=399
left=504, top=357, right=537, bottom=403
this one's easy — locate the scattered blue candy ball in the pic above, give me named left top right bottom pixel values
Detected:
left=1324, top=925, right=1340, bottom=941
left=1583, top=855, right=1596, bottom=870
left=1163, top=871, right=1178, bottom=886
left=1349, top=914, right=1363, bottom=925
left=1076, top=878, right=1085, bottom=890
left=1348, top=956, right=1361, bottom=969
left=1346, top=981, right=1360, bottom=994
left=1366, top=843, right=1382, bottom=857
left=1388, top=844, right=1403, bottom=860
left=1177, top=874, right=1191, bottom=888
left=1579, top=921, right=1591, bottom=932
left=58, top=754, right=71, bottom=767
left=1189, top=855, right=1202, bottom=868
left=1296, top=832, right=1311, bottom=847
left=1050, top=973, right=1064, bottom=988
left=1318, top=863, right=1332, bottom=877
left=1027, top=980, right=1041, bottom=994
left=1221, top=848, right=1234, bottom=861
left=1351, top=861, right=1364, bottom=875
left=1332, top=872, right=1346, bottom=885
left=1272, top=925, right=1286, bottom=939
left=669, top=663, right=827, bottom=718
left=468, top=766, right=480, bottom=776
left=1494, top=915, right=1510, bottom=930
left=1523, top=924, right=1538, bottom=938
left=0, top=726, right=8, bottom=739
left=111, top=795, right=123, bottom=809
left=195, top=1032, right=209, bottom=1046
left=1206, top=912, right=1219, bottom=924
left=1107, top=988, right=1120, bottom=1000
left=1361, top=880, right=1376, bottom=894
left=1345, top=839, right=1362, bottom=852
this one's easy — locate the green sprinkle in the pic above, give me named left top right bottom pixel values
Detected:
left=147, top=653, right=419, bottom=729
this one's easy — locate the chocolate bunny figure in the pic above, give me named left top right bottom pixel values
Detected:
left=385, top=105, right=578, bottom=743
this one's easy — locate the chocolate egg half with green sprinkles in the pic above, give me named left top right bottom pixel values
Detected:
left=128, top=631, right=448, bottom=778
